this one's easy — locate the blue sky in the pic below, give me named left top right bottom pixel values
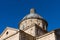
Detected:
left=0, top=0, right=60, bottom=34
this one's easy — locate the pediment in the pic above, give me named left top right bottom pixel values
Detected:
left=0, top=27, right=19, bottom=39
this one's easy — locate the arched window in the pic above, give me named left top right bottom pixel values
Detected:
left=6, top=31, right=8, bottom=35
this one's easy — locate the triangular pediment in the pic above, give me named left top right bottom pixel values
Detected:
left=0, top=27, right=19, bottom=39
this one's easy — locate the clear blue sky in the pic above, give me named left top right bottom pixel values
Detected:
left=0, top=0, right=60, bottom=34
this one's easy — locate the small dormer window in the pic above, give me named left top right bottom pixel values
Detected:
left=6, top=31, right=8, bottom=35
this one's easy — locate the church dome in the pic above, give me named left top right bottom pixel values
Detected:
left=22, top=8, right=43, bottom=20
left=19, top=8, right=48, bottom=31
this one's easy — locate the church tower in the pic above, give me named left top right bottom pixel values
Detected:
left=19, top=8, right=48, bottom=37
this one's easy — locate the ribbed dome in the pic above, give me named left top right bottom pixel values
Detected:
left=22, top=8, right=43, bottom=20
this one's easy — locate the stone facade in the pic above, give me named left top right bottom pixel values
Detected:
left=36, top=31, right=56, bottom=40
left=0, top=8, right=60, bottom=40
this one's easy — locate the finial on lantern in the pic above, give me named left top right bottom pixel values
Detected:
left=30, top=8, right=35, bottom=13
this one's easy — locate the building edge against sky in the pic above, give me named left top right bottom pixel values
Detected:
left=0, top=8, right=60, bottom=40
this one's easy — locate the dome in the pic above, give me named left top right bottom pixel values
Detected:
left=23, top=13, right=43, bottom=20
left=22, top=8, right=43, bottom=20
left=19, top=8, right=48, bottom=30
